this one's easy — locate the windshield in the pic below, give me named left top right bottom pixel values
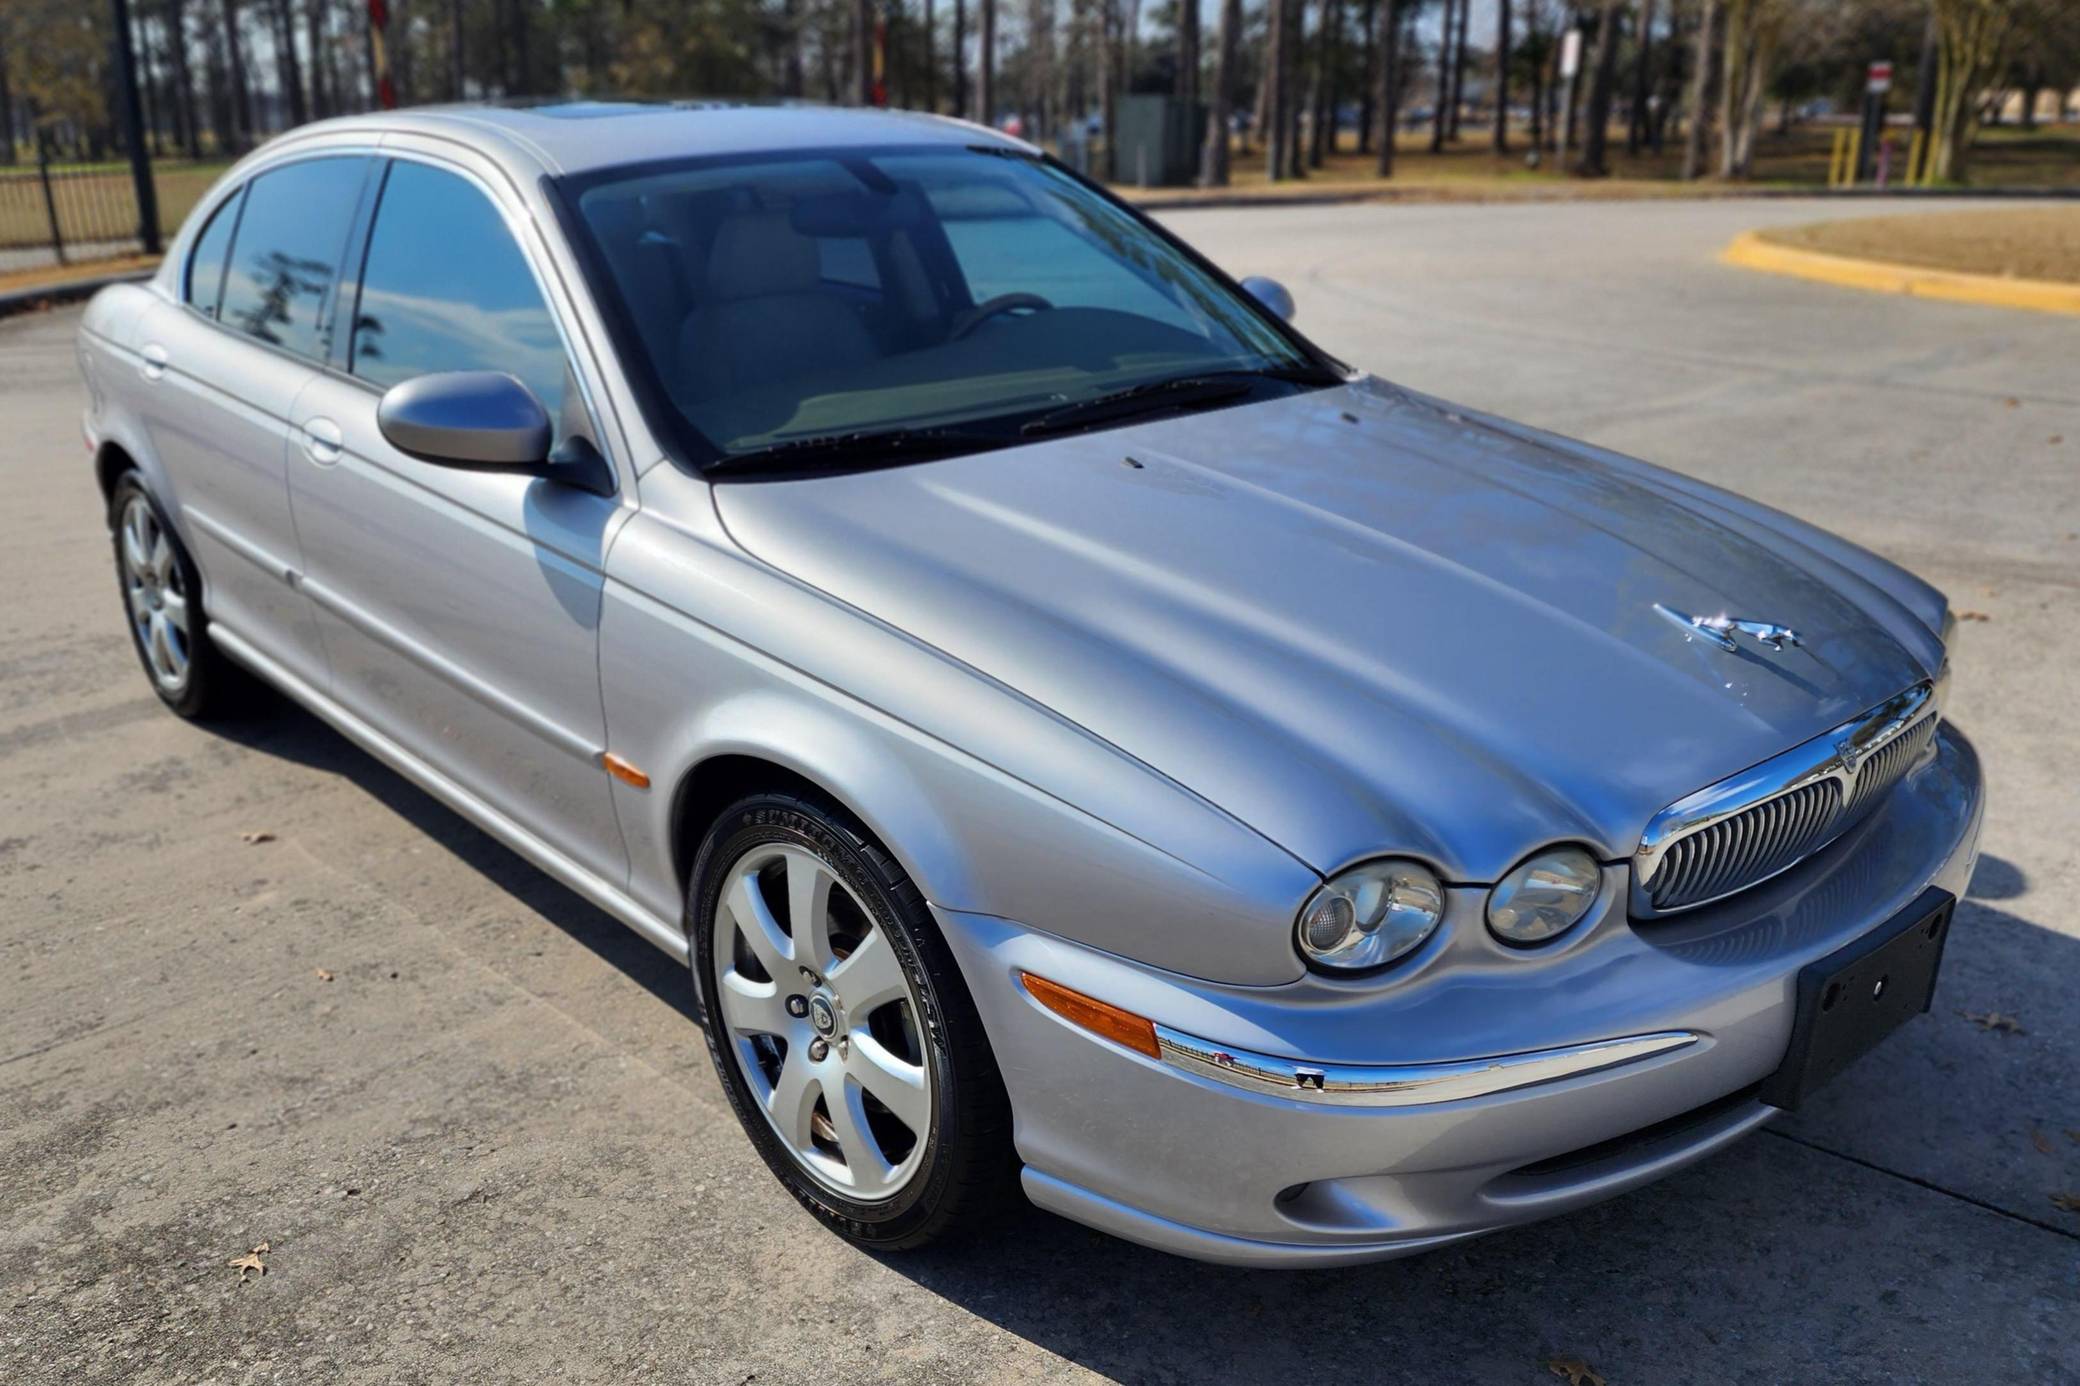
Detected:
left=555, top=145, right=1334, bottom=472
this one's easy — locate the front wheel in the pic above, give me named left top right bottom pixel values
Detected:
left=688, top=791, right=1015, bottom=1251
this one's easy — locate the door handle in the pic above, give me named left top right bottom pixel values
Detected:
left=140, top=343, right=169, bottom=382
left=300, top=416, right=344, bottom=465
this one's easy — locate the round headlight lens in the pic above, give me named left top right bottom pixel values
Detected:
left=1295, top=858, right=1445, bottom=972
left=1486, top=846, right=1602, bottom=945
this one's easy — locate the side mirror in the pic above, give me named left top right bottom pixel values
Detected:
left=377, top=371, right=552, bottom=467
left=1240, top=276, right=1297, bottom=323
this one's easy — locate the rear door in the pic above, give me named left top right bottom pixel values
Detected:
left=133, top=156, right=374, bottom=688
left=286, top=154, right=631, bottom=885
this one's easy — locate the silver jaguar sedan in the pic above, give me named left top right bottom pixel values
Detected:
left=76, top=102, right=1983, bottom=1267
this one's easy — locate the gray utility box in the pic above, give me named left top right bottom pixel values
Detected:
left=1115, top=95, right=1208, bottom=187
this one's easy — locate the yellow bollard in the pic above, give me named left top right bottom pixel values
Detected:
left=1906, top=129, right=1926, bottom=187
left=1828, top=128, right=1848, bottom=187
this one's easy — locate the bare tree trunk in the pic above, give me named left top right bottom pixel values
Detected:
left=978, top=0, right=994, bottom=122
left=1680, top=0, right=1719, bottom=180
left=1177, top=0, right=1199, bottom=106
left=1375, top=0, right=1401, bottom=175
left=1098, top=0, right=1117, bottom=178
left=1027, top=0, right=1054, bottom=136
left=1284, top=0, right=1307, bottom=174
left=1201, top=0, right=1238, bottom=181
left=1357, top=0, right=1377, bottom=152
left=1305, top=0, right=1329, bottom=166
left=1447, top=0, right=1468, bottom=140
left=1264, top=0, right=1287, bottom=177
left=1492, top=0, right=1510, bottom=153
left=954, top=0, right=966, bottom=116
left=1626, top=0, right=1654, bottom=154
left=165, top=0, right=201, bottom=155
left=1428, top=10, right=1448, bottom=152
left=271, top=0, right=307, bottom=125
left=0, top=18, right=15, bottom=165
left=1575, top=0, right=1622, bottom=175
left=854, top=0, right=873, bottom=102
left=220, top=0, right=253, bottom=146
left=449, top=0, right=465, bottom=98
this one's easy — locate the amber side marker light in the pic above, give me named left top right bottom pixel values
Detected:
left=601, top=752, right=650, bottom=789
left=1018, top=972, right=1161, bottom=1058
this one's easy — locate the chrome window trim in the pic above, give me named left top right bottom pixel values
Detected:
left=1631, top=680, right=1940, bottom=917
left=1153, top=1026, right=1698, bottom=1107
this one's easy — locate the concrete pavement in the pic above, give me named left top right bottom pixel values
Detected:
left=3, top=196, right=2077, bottom=1384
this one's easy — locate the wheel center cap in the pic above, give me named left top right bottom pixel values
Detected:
left=808, top=994, right=837, bottom=1037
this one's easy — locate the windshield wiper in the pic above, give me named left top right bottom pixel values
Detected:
left=1018, top=366, right=1335, bottom=438
left=707, top=425, right=1008, bottom=477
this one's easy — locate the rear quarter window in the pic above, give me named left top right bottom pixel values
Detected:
left=184, top=188, right=243, bottom=318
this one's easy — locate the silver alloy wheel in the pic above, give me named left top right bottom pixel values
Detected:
left=119, top=495, right=190, bottom=692
left=712, top=842, right=934, bottom=1203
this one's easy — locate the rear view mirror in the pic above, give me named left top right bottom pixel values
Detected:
left=377, top=371, right=552, bottom=467
left=1240, top=276, right=1297, bottom=323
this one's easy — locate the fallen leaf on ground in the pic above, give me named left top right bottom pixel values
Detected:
left=1956, top=611, right=1991, bottom=623
left=1546, top=1358, right=1606, bottom=1386
left=2067, top=1129, right=2080, bottom=1146
left=227, top=1242, right=269, bottom=1280
left=314, top=969, right=334, bottom=983
left=240, top=831, right=276, bottom=845
left=2033, top=1129, right=2054, bottom=1155
left=2003, top=397, right=2020, bottom=408
left=2050, top=435, right=2064, bottom=445
left=2052, top=1193, right=2080, bottom=1215
left=1959, top=1010, right=2026, bottom=1034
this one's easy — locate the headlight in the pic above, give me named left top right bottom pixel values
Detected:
left=1296, top=858, right=1445, bottom=973
left=1486, top=846, right=1602, bottom=946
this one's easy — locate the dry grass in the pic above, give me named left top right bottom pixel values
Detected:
left=1115, top=121, right=2080, bottom=201
left=0, top=253, right=159, bottom=298
left=1757, top=206, right=2080, bottom=285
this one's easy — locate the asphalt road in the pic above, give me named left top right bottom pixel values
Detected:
left=3, top=197, right=2077, bottom=1385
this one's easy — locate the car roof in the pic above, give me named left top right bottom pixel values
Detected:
left=281, top=101, right=1035, bottom=179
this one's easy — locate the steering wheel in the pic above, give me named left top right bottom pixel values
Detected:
left=949, top=293, right=1054, bottom=340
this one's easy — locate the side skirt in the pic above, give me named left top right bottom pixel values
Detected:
left=209, top=619, right=689, bottom=964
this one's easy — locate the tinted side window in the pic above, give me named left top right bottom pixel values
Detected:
left=349, top=161, right=570, bottom=431
left=185, top=187, right=243, bottom=317
left=218, top=157, right=369, bottom=358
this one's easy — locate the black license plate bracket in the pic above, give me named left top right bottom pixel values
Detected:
left=1759, top=886, right=1954, bottom=1111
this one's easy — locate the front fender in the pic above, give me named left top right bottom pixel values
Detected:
left=599, top=494, right=1318, bottom=987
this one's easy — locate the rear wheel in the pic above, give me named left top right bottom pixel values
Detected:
left=689, top=791, right=1015, bottom=1250
left=108, top=474, right=243, bottom=720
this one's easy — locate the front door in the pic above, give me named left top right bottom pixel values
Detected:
left=286, top=155, right=629, bottom=886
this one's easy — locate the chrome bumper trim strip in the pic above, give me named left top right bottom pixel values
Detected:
left=1152, top=1026, right=1699, bottom=1107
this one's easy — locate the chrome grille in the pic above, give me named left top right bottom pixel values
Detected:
left=1633, top=682, right=1939, bottom=917
left=1845, top=713, right=1936, bottom=816
left=1646, top=779, right=1842, bottom=912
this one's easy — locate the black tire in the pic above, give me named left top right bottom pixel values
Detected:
left=107, top=472, right=245, bottom=721
left=688, top=790, right=1017, bottom=1251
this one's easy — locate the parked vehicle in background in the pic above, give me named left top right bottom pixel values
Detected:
left=75, top=103, right=1981, bottom=1266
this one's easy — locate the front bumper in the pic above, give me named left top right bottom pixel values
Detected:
left=935, top=724, right=1984, bottom=1268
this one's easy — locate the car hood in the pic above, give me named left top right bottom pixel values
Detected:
left=712, top=379, right=1936, bottom=881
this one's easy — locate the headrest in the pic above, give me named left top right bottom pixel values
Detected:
left=705, top=212, right=822, bottom=300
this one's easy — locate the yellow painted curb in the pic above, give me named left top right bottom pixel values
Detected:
left=1721, top=229, right=2080, bottom=317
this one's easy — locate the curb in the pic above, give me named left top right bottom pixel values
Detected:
left=0, top=269, right=154, bottom=321
left=1720, top=230, right=2080, bottom=316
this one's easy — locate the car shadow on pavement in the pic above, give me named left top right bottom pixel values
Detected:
left=213, top=694, right=2076, bottom=1383
left=211, top=686, right=700, bottom=1027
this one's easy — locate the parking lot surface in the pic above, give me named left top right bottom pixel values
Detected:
left=3, top=197, right=2076, bottom=1384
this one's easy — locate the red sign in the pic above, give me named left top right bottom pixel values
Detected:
left=1867, top=61, right=1894, bottom=95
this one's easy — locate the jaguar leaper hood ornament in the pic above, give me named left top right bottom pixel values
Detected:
left=1654, top=603, right=1803, bottom=653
